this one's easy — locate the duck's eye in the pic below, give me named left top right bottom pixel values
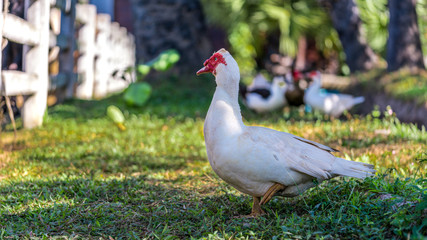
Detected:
left=214, top=57, right=218, bottom=61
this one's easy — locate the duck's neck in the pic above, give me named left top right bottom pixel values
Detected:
left=307, top=80, right=321, bottom=94
left=210, top=71, right=245, bottom=130
left=216, top=72, right=240, bottom=102
left=271, top=82, right=281, bottom=96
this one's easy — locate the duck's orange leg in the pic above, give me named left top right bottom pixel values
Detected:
left=260, top=183, right=286, bottom=205
left=250, top=196, right=265, bottom=217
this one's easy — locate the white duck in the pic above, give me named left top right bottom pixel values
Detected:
left=304, top=71, right=365, bottom=117
left=245, top=76, right=287, bottom=113
left=248, top=73, right=271, bottom=91
left=239, top=73, right=271, bottom=102
left=197, top=49, right=375, bottom=217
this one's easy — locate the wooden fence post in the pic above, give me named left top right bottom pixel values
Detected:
left=128, top=33, right=136, bottom=82
left=21, top=0, right=50, bottom=129
left=1, top=0, right=136, bottom=128
left=75, top=3, right=96, bottom=99
left=106, top=22, right=126, bottom=93
left=104, top=23, right=134, bottom=93
left=93, top=14, right=111, bottom=98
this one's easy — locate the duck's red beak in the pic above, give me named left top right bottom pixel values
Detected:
left=197, top=52, right=226, bottom=75
left=196, top=65, right=212, bottom=75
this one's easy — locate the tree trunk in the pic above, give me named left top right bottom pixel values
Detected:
left=294, top=36, right=307, bottom=71
left=387, top=0, right=425, bottom=72
left=130, top=0, right=212, bottom=74
left=318, top=0, right=377, bottom=73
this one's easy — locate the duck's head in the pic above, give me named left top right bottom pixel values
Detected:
left=196, top=49, right=240, bottom=82
left=292, top=71, right=304, bottom=82
left=272, top=76, right=286, bottom=88
left=271, top=76, right=287, bottom=95
left=308, top=71, right=322, bottom=85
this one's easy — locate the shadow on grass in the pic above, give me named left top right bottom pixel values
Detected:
left=48, top=74, right=216, bottom=123
left=0, top=176, right=250, bottom=238
left=3, top=175, right=422, bottom=239
left=22, top=149, right=205, bottom=177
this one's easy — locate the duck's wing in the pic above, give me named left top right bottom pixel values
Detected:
left=251, top=88, right=271, bottom=99
left=293, top=135, right=339, bottom=153
left=248, top=126, right=338, bottom=180
left=324, top=94, right=358, bottom=116
left=303, top=88, right=324, bottom=109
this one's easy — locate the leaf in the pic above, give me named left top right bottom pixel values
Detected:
left=138, top=64, right=151, bottom=76
left=123, top=82, right=152, bottom=107
left=107, top=105, right=125, bottom=124
left=144, top=49, right=181, bottom=72
left=415, top=198, right=427, bottom=211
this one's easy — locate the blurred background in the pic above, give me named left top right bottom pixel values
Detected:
left=1, top=0, right=426, bottom=127
left=105, top=0, right=427, bottom=126
left=107, top=0, right=427, bottom=75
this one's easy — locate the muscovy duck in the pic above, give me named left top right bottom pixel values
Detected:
left=304, top=71, right=365, bottom=117
left=196, top=49, right=375, bottom=217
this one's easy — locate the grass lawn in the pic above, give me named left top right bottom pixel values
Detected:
left=0, top=75, right=426, bottom=239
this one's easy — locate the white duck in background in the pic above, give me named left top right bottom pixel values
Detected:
left=304, top=71, right=365, bottom=117
left=248, top=73, right=271, bottom=91
left=239, top=73, right=271, bottom=102
left=197, top=49, right=375, bottom=217
left=245, top=76, right=287, bottom=113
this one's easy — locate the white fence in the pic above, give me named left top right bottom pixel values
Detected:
left=0, top=0, right=135, bottom=129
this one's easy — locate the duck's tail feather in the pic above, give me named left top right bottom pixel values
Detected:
left=353, top=96, right=365, bottom=105
left=332, top=157, right=375, bottom=179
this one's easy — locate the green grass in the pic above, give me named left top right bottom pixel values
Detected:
left=0, top=74, right=426, bottom=239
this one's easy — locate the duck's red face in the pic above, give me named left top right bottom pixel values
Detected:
left=292, top=71, right=303, bottom=81
left=196, top=52, right=227, bottom=76
left=308, top=71, right=320, bottom=78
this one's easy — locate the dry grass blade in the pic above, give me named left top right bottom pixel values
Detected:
left=4, top=96, right=17, bottom=145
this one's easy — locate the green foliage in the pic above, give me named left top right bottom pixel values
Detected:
left=356, top=0, right=389, bottom=57
left=123, top=82, right=152, bottom=107
left=137, top=64, right=150, bottom=76
left=353, top=0, right=427, bottom=59
left=201, top=0, right=340, bottom=75
left=202, top=0, right=427, bottom=73
left=0, top=76, right=426, bottom=238
left=138, top=49, right=181, bottom=77
left=124, top=49, right=179, bottom=109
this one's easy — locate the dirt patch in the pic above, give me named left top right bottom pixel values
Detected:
left=0, top=131, right=30, bottom=179
left=351, top=85, right=427, bottom=128
left=0, top=152, right=12, bottom=180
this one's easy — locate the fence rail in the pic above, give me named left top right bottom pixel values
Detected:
left=0, top=0, right=136, bottom=129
